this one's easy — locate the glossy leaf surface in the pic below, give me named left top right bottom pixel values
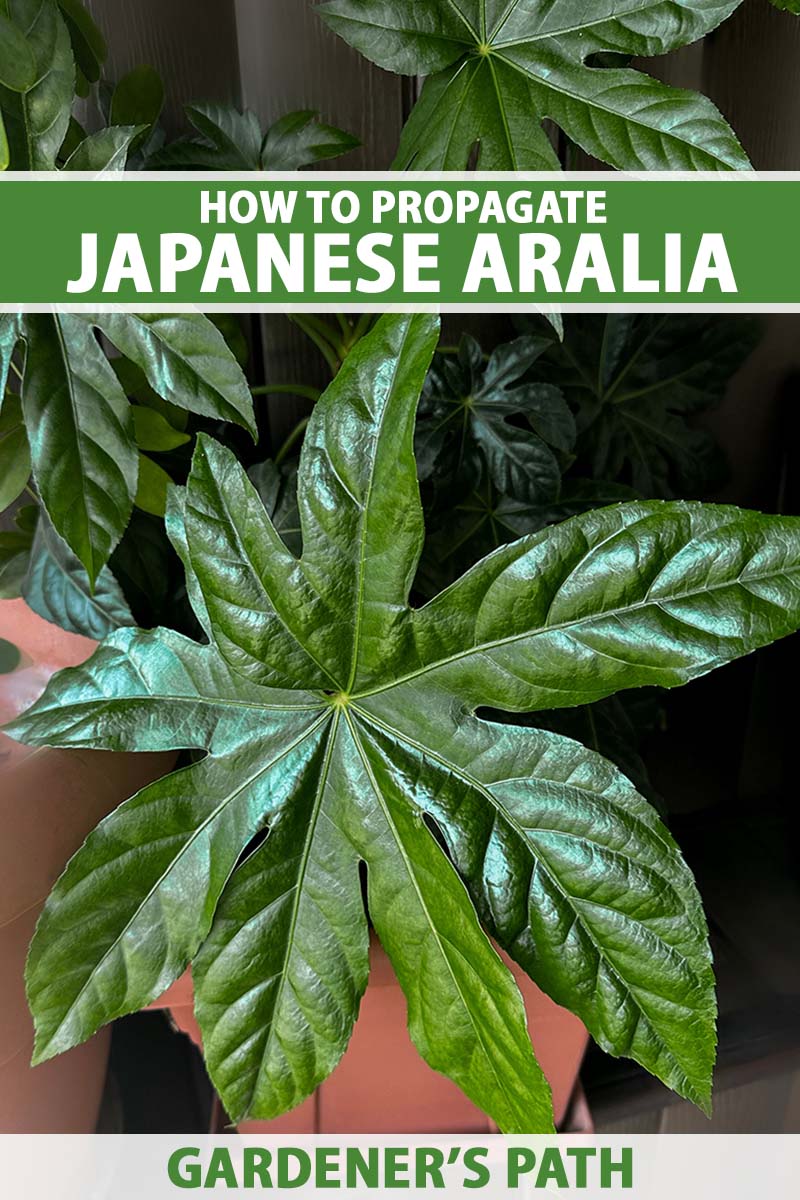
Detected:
left=109, top=65, right=165, bottom=130
left=319, top=0, right=750, bottom=170
left=22, top=515, right=132, bottom=638
left=0, top=0, right=74, bottom=169
left=63, top=125, right=142, bottom=171
left=0, top=12, right=36, bottom=92
left=81, top=313, right=257, bottom=438
left=20, top=315, right=138, bottom=587
left=0, top=393, right=31, bottom=510
left=7, top=312, right=252, bottom=584
left=10, top=315, right=800, bottom=1131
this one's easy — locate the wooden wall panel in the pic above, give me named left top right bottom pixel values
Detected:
left=596, top=1067, right=800, bottom=1133
left=233, top=1, right=414, bottom=443
left=85, top=0, right=241, bottom=131
left=233, top=0, right=412, bottom=172
left=701, top=0, right=800, bottom=171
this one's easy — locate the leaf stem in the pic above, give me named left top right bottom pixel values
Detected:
left=352, top=313, right=374, bottom=342
left=335, top=312, right=352, bottom=340
left=251, top=383, right=321, bottom=402
left=275, top=416, right=310, bottom=467
left=289, top=316, right=342, bottom=376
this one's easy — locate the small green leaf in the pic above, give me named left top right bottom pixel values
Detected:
left=0, top=394, right=31, bottom=511
left=248, top=459, right=301, bottom=556
left=0, top=533, right=32, bottom=598
left=149, top=103, right=263, bottom=170
left=19, top=315, right=138, bottom=586
left=57, top=0, right=106, bottom=83
left=0, top=506, right=36, bottom=599
left=0, top=312, right=23, bottom=408
left=149, top=103, right=357, bottom=172
left=132, top=406, right=191, bottom=452
left=63, top=125, right=143, bottom=171
left=260, top=110, right=359, bottom=169
left=134, top=453, right=172, bottom=517
left=22, top=516, right=133, bottom=638
left=112, top=357, right=188, bottom=430
left=0, top=0, right=74, bottom=170
left=83, top=313, right=256, bottom=438
left=109, top=65, right=165, bottom=131
left=0, top=13, right=37, bottom=92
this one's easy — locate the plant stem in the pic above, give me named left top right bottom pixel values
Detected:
left=275, top=416, right=310, bottom=467
left=251, top=383, right=321, bottom=402
left=335, top=313, right=352, bottom=340
left=289, top=316, right=342, bottom=376
left=352, top=313, right=374, bottom=341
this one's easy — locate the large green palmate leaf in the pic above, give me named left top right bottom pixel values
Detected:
left=9, top=315, right=800, bottom=1131
left=0, top=0, right=74, bottom=170
left=527, top=314, right=760, bottom=497
left=318, top=0, right=750, bottom=170
left=417, top=333, right=574, bottom=506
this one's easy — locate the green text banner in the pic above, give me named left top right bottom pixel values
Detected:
left=0, top=172, right=798, bottom=311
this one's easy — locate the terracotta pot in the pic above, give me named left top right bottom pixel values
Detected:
left=0, top=600, right=171, bottom=1132
left=153, top=941, right=588, bottom=1134
left=0, top=599, right=589, bottom=1133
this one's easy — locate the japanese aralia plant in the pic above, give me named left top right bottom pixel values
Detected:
left=7, top=314, right=800, bottom=1132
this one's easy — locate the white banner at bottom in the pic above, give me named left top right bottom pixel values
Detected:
left=1, top=1135, right=797, bottom=1200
